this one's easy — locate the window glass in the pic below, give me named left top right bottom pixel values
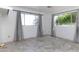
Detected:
left=21, top=13, right=39, bottom=26
left=54, top=12, right=77, bottom=25
left=21, top=13, right=25, bottom=25
left=25, top=14, right=36, bottom=25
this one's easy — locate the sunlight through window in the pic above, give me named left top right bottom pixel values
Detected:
left=21, top=13, right=38, bottom=26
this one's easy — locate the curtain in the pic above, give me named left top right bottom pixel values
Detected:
left=74, top=10, right=79, bottom=43
left=37, top=14, right=43, bottom=37
left=14, top=11, right=23, bottom=41
left=7, top=9, right=9, bottom=15
left=51, top=15, right=55, bottom=37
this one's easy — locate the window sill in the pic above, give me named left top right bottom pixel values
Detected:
left=55, top=24, right=76, bottom=27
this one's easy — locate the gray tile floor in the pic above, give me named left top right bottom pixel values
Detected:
left=0, top=36, right=79, bottom=52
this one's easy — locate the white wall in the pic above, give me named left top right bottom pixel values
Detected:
left=0, top=10, right=39, bottom=43
left=0, top=11, right=39, bottom=43
left=41, top=6, right=79, bottom=37
left=1, top=6, right=78, bottom=43
left=11, top=6, right=53, bottom=36
left=51, top=6, right=79, bottom=41
left=0, top=7, right=49, bottom=43
left=23, top=13, right=52, bottom=38
left=54, top=25, right=76, bottom=41
left=42, top=13, right=52, bottom=35
left=42, top=6, right=79, bottom=39
left=12, top=6, right=51, bottom=37
left=0, top=10, right=16, bottom=43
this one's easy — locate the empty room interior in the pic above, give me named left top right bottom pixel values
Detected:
left=0, top=6, right=79, bottom=52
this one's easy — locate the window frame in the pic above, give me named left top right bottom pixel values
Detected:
left=54, top=11, right=77, bottom=26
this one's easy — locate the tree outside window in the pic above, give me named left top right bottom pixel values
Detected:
left=56, top=12, right=77, bottom=25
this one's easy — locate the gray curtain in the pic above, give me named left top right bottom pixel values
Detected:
left=7, top=9, right=9, bottom=15
left=74, top=10, right=79, bottom=43
left=51, top=15, right=55, bottom=37
left=37, top=14, right=43, bottom=37
left=14, top=11, right=23, bottom=41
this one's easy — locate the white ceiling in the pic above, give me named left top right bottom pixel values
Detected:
left=13, top=6, right=54, bottom=13
left=20, top=6, right=53, bottom=9
left=11, top=6, right=79, bottom=14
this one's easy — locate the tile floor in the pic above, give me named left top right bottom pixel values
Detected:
left=0, top=36, right=79, bottom=52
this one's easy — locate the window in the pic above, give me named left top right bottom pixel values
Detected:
left=54, top=12, right=77, bottom=25
left=21, top=13, right=39, bottom=25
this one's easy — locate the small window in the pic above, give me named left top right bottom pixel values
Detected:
left=21, top=13, right=39, bottom=26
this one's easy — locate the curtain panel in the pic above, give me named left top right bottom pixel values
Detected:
left=51, top=15, right=55, bottom=37
left=74, top=10, right=79, bottom=43
left=37, top=14, right=43, bottom=37
left=14, top=11, right=23, bottom=41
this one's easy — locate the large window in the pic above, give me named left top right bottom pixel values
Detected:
left=54, top=12, right=77, bottom=25
left=21, top=13, right=39, bottom=25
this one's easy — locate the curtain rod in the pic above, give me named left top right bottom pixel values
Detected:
left=13, top=9, right=43, bottom=15
left=52, top=9, right=79, bottom=15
